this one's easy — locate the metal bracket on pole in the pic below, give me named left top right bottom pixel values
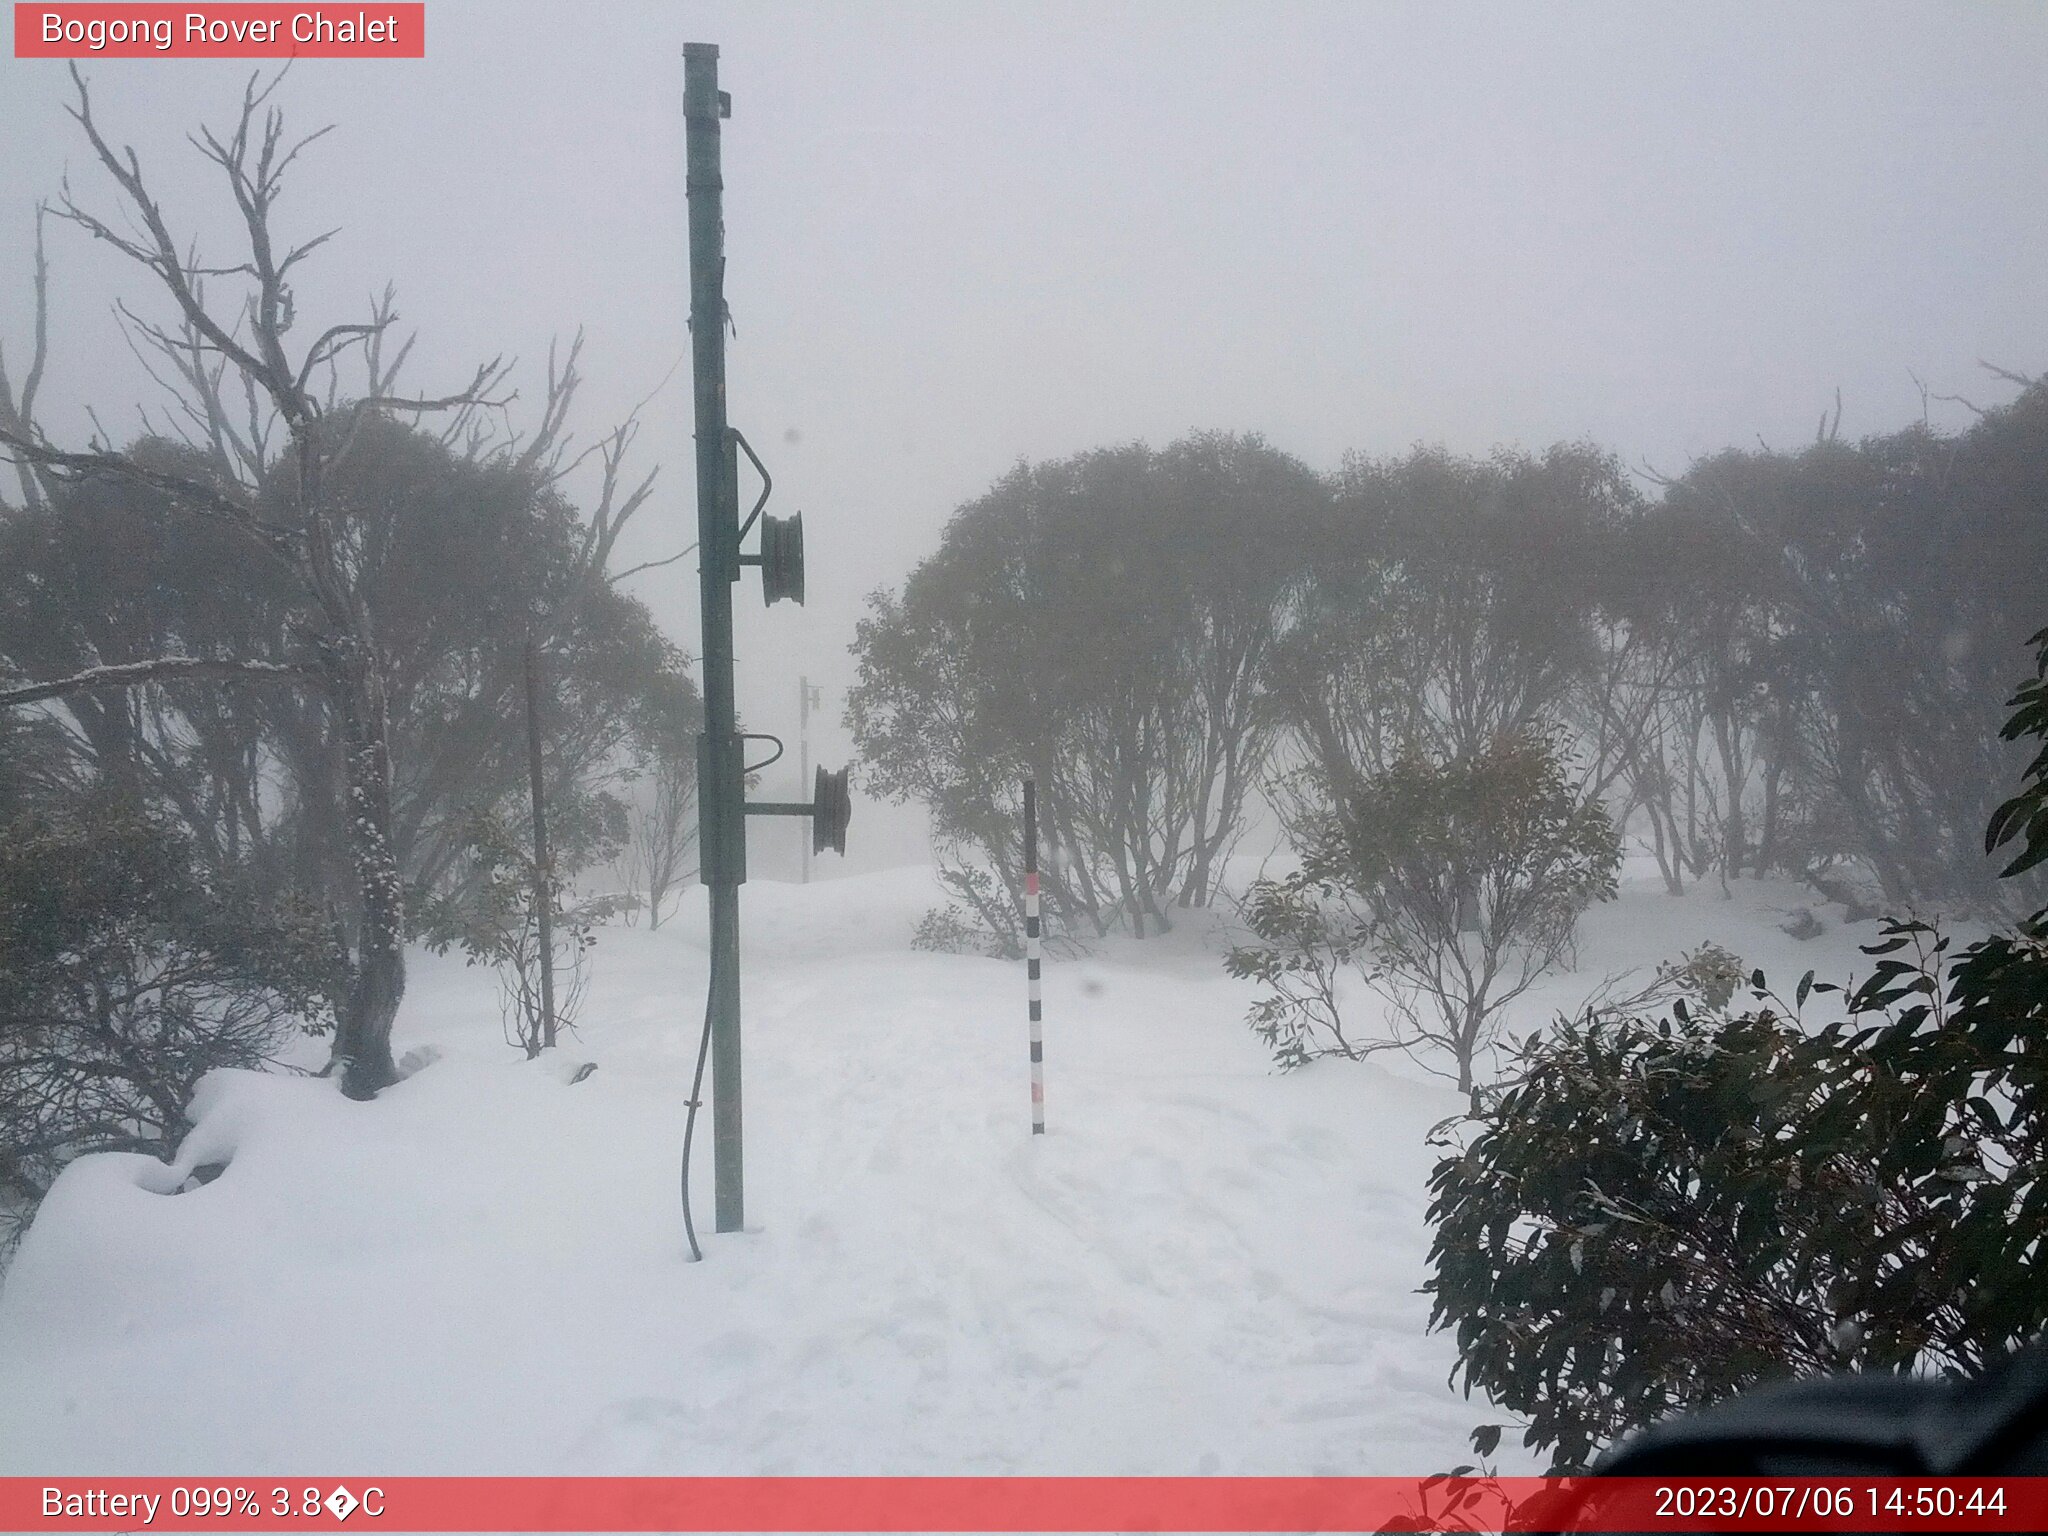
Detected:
left=745, top=765, right=852, bottom=855
left=732, top=429, right=773, bottom=546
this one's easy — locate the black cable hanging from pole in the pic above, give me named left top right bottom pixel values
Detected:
left=679, top=949, right=718, bottom=1263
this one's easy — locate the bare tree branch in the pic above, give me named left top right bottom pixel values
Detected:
left=512, top=330, right=584, bottom=477
left=361, top=285, right=413, bottom=398
left=353, top=355, right=514, bottom=417
left=1978, top=359, right=2041, bottom=391
left=609, top=542, right=699, bottom=586
left=1, top=656, right=318, bottom=709
left=57, top=66, right=283, bottom=396
left=1929, top=388, right=1987, bottom=419
left=292, top=319, right=382, bottom=395
left=0, top=205, right=54, bottom=509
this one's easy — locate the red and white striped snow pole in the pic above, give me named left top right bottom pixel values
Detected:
left=1023, top=778, right=1045, bottom=1135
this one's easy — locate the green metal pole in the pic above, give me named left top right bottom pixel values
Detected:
left=799, top=676, right=811, bottom=885
left=684, top=42, right=745, bottom=1235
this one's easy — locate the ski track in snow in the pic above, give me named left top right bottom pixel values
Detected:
left=0, top=862, right=1917, bottom=1475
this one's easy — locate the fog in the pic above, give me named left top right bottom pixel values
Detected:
left=4, top=0, right=2046, bottom=872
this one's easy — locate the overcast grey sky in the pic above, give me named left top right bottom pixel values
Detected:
left=4, top=1, right=2046, bottom=871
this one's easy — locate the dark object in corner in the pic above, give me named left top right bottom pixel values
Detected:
left=1592, top=1340, right=2048, bottom=1477
left=1516, top=1342, right=2048, bottom=1534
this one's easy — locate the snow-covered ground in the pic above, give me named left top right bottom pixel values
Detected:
left=0, top=863, right=1923, bottom=1476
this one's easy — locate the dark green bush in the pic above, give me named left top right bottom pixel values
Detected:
left=0, top=799, right=339, bottom=1239
left=1424, top=628, right=2048, bottom=1472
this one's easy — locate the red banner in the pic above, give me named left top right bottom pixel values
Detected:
left=2, top=1476, right=2046, bottom=1532
left=13, top=4, right=424, bottom=58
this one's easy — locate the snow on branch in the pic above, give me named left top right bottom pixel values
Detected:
left=0, top=656, right=318, bottom=709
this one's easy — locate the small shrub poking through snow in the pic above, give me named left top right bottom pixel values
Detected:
left=912, top=902, right=1006, bottom=959
left=423, top=808, right=615, bottom=1057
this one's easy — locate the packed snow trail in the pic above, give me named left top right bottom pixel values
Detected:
left=0, top=864, right=1900, bottom=1475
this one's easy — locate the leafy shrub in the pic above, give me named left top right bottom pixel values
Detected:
left=1425, top=919, right=2047, bottom=1472
left=424, top=808, right=613, bottom=1056
left=915, top=857, right=1103, bottom=961
left=0, top=800, right=339, bottom=1245
left=912, top=903, right=1006, bottom=959
left=1424, top=626, right=2048, bottom=1472
left=1225, top=875, right=1374, bottom=1070
left=1986, top=624, right=2048, bottom=880
left=1228, top=733, right=1620, bottom=1090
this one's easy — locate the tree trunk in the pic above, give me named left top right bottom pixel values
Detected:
left=1648, top=797, right=1685, bottom=895
left=524, top=638, right=557, bottom=1055
left=1713, top=709, right=1746, bottom=889
left=1755, top=737, right=1786, bottom=878
left=331, top=652, right=404, bottom=1099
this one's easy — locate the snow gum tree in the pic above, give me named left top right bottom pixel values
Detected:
left=0, top=70, right=515, bottom=1098
left=850, top=432, right=1320, bottom=947
left=1266, top=443, right=1637, bottom=794
left=1648, top=390, right=2048, bottom=909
